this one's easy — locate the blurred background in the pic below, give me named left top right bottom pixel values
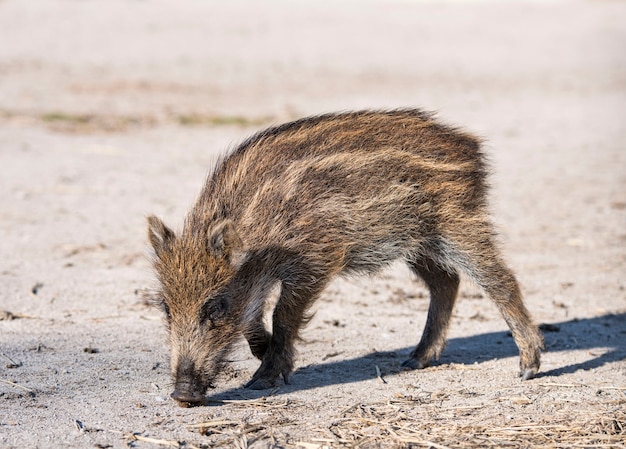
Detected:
left=2, top=0, right=623, bottom=131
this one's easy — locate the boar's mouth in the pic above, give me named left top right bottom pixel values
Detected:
left=170, top=357, right=217, bottom=407
left=170, top=384, right=207, bottom=407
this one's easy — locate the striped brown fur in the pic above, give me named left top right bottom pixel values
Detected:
left=147, top=109, right=543, bottom=406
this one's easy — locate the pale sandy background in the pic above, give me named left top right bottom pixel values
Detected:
left=1, top=1, right=625, bottom=448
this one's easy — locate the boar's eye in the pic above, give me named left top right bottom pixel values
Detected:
left=200, top=294, right=229, bottom=327
left=161, top=301, right=172, bottom=320
left=153, top=297, right=171, bottom=321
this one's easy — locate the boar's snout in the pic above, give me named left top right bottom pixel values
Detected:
left=171, top=387, right=205, bottom=407
left=170, top=357, right=208, bottom=407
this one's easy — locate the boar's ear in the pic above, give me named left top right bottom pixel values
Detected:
left=207, top=220, right=245, bottom=266
left=147, top=215, right=175, bottom=257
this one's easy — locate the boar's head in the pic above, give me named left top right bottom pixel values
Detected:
left=147, top=216, right=245, bottom=407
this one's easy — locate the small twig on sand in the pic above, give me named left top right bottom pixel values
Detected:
left=206, top=395, right=285, bottom=407
left=537, top=382, right=584, bottom=388
left=1, top=353, right=22, bottom=368
left=187, top=419, right=239, bottom=429
left=387, top=427, right=452, bottom=449
left=0, top=310, right=34, bottom=320
left=295, top=442, right=323, bottom=449
left=375, top=365, right=387, bottom=384
left=124, top=433, right=188, bottom=448
left=0, top=379, right=34, bottom=393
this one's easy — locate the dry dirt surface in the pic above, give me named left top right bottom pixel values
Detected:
left=1, top=1, right=625, bottom=448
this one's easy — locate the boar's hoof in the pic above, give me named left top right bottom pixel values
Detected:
left=170, top=389, right=206, bottom=407
left=520, top=367, right=538, bottom=381
left=244, top=377, right=277, bottom=390
left=400, top=358, right=429, bottom=370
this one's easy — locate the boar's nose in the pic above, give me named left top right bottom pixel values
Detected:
left=171, top=357, right=206, bottom=407
left=170, top=387, right=205, bottom=407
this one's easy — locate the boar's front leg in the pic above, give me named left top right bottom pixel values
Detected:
left=245, top=266, right=328, bottom=390
left=242, top=306, right=271, bottom=360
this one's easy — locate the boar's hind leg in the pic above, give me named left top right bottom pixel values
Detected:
left=475, top=259, right=543, bottom=380
left=402, top=257, right=460, bottom=370
left=455, top=237, right=544, bottom=380
left=245, top=271, right=327, bottom=390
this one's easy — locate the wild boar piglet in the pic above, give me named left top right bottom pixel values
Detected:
left=147, top=109, right=544, bottom=407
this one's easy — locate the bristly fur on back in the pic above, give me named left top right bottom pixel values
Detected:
left=186, top=109, right=487, bottom=235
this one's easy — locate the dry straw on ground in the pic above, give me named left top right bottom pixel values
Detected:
left=323, top=397, right=625, bottom=449
left=111, top=394, right=625, bottom=449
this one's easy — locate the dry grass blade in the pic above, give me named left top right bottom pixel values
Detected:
left=0, top=379, right=34, bottom=393
left=386, top=426, right=452, bottom=449
left=1, top=353, right=23, bottom=368
left=207, top=398, right=267, bottom=405
left=0, top=310, right=34, bottom=320
left=187, top=419, right=239, bottom=429
left=124, top=434, right=179, bottom=447
left=490, top=424, right=572, bottom=432
left=124, top=433, right=204, bottom=449
left=206, top=395, right=291, bottom=408
left=187, top=419, right=241, bottom=437
left=375, top=365, right=387, bottom=384
left=395, top=438, right=452, bottom=449
left=295, top=442, right=324, bottom=449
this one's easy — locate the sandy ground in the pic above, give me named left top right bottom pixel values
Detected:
left=1, top=1, right=625, bottom=448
